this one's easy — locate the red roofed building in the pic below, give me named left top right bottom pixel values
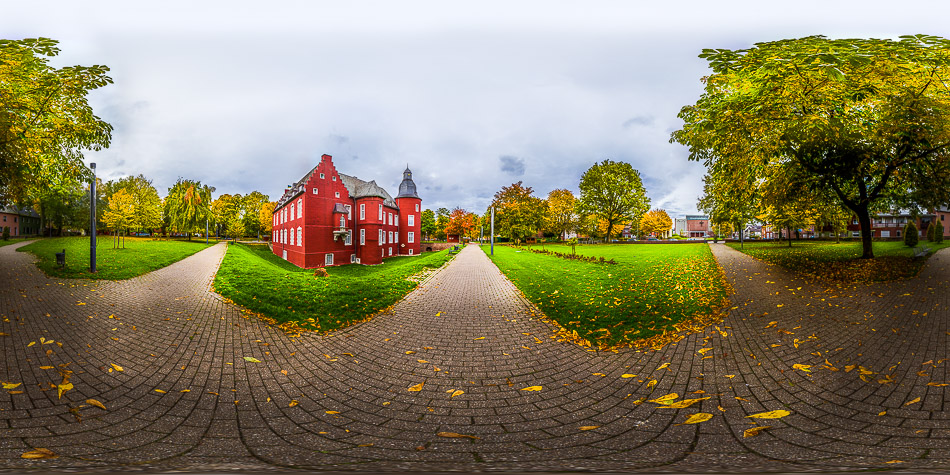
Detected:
left=271, top=154, right=422, bottom=267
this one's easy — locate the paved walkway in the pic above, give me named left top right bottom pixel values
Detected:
left=1, top=241, right=949, bottom=472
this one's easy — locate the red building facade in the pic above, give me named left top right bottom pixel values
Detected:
left=271, top=154, right=422, bottom=267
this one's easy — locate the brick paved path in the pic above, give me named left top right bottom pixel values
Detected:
left=1, top=241, right=949, bottom=472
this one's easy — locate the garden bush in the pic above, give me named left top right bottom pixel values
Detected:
left=2, top=226, right=8, bottom=241
left=904, top=221, right=918, bottom=247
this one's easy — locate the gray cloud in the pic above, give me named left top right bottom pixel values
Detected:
left=499, top=156, right=525, bottom=176
left=2, top=1, right=940, bottom=218
left=622, top=116, right=655, bottom=128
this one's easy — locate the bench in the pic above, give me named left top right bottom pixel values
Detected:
left=913, top=246, right=931, bottom=258
left=448, top=245, right=461, bottom=254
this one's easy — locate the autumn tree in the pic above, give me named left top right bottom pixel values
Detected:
left=488, top=181, right=547, bottom=243
left=420, top=208, right=436, bottom=241
left=545, top=189, right=579, bottom=240
left=640, top=209, right=673, bottom=237
left=164, top=179, right=213, bottom=239
left=0, top=38, right=112, bottom=204
left=104, top=175, right=162, bottom=234
left=242, top=191, right=269, bottom=239
left=673, top=35, right=950, bottom=259
left=212, top=193, right=244, bottom=239
left=578, top=160, right=650, bottom=243
left=259, top=201, right=276, bottom=237
left=435, top=207, right=450, bottom=241
left=103, top=188, right=134, bottom=248
left=445, top=207, right=478, bottom=240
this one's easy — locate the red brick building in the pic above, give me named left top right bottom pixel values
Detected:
left=271, top=154, right=422, bottom=267
left=685, top=215, right=710, bottom=238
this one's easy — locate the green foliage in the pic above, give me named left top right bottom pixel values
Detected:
left=487, top=182, right=548, bottom=243
left=420, top=208, right=437, bottom=241
left=578, top=160, right=650, bottom=243
left=545, top=189, right=579, bottom=239
left=241, top=191, right=269, bottom=238
left=674, top=35, right=950, bottom=259
left=18, top=236, right=212, bottom=279
left=2, top=226, right=8, bottom=240
left=164, top=178, right=213, bottom=238
left=933, top=218, right=945, bottom=243
left=0, top=38, right=113, bottom=203
left=727, top=240, right=950, bottom=282
left=435, top=207, right=449, bottom=240
left=103, top=174, right=162, bottom=232
left=213, top=243, right=454, bottom=330
left=904, top=221, right=919, bottom=247
left=484, top=243, right=728, bottom=347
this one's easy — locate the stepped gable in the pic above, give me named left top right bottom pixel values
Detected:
left=339, top=173, right=398, bottom=209
left=276, top=166, right=317, bottom=208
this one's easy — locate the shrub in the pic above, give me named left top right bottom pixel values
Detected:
left=904, top=221, right=918, bottom=247
left=2, top=226, right=8, bottom=241
left=934, top=218, right=945, bottom=244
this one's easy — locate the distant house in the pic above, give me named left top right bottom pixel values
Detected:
left=845, top=208, right=945, bottom=239
left=271, top=154, right=422, bottom=268
left=674, top=218, right=687, bottom=237
left=0, top=205, right=41, bottom=237
left=685, top=215, right=710, bottom=238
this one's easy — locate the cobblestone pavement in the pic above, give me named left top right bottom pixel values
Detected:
left=1, top=240, right=949, bottom=472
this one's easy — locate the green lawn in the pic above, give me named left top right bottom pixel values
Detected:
left=0, top=237, right=33, bottom=248
left=484, top=243, right=729, bottom=349
left=726, top=240, right=950, bottom=282
left=213, top=243, right=454, bottom=332
left=18, top=236, right=213, bottom=280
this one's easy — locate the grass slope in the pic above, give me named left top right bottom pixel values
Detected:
left=0, top=237, right=32, bottom=248
left=484, top=243, right=728, bottom=348
left=726, top=240, right=950, bottom=282
left=213, top=243, right=454, bottom=331
left=19, top=236, right=213, bottom=280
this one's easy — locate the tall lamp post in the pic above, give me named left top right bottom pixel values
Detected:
left=89, top=162, right=97, bottom=273
left=490, top=207, right=495, bottom=255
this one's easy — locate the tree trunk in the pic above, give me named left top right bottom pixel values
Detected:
left=855, top=204, right=874, bottom=259
left=787, top=227, right=792, bottom=247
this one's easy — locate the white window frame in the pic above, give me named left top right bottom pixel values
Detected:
left=340, top=216, right=346, bottom=228
left=360, top=204, right=365, bottom=220
left=409, top=249, right=413, bottom=255
left=320, top=173, right=325, bottom=179
left=297, top=227, right=302, bottom=246
left=388, top=247, right=392, bottom=256
left=350, top=254, right=356, bottom=263
left=313, top=187, right=318, bottom=194
left=408, top=215, right=414, bottom=227
left=389, top=231, right=393, bottom=242
left=289, top=228, right=294, bottom=245
left=408, top=231, right=414, bottom=243
left=378, top=204, right=383, bottom=220
left=325, top=253, right=333, bottom=265
left=389, top=213, right=393, bottom=226
left=394, top=232, right=398, bottom=244
left=379, top=229, right=384, bottom=244
left=345, top=205, right=351, bottom=219
left=332, top=175, right=337, bottom=181
left=335, top=192, right=340, bottom=198
left=415, top=204, right=419, bottom=212
left=290, top=203, right=294, bottom=221
left=360, top=229, right=365, bottom=245
left=297, top=198, right=303, bottom=218
left=345, top=231, right=352, bottom=245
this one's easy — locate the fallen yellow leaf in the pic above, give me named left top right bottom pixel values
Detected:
left=904, top=397, right=921, bottom=406
left=474, top=337, right=485, bottom=340
left=85, top=399, right=106, bottom=410
left=743, top=426, right=771, bottom=438
left=450, top=389, right=464, bottom=398
left=885, top=460, right=904, bottom=464
left=154, top=389, right=166, bottom=394
left=110, top=363, right=124, bottom=372
left=57, top=380, right=73, bottom=399
left=325, top=411, right=340, bottom=414
left=746, top=410, right=790, bottom=419
left=2, top=382, right=21, bottom=390
left=39, top=366, right=53, bottom=370
left=657, top=362, right=670, bottom=370
left=927, top=382, right=948, bottom=387
left=792, top=364, right=812, bottom=372
left=878, top=411, right=887, bottom=416
left=681, top=413, right=713, bottom=424
left=579, top=426, right=599, bottom=430
left=725, top=374, right=735, bottom=379
left=649, top=393, right=679, bottom=405
left=621, top=374, right=635, bottom=378
left=661, top=397, right=710, bottom=409
left=520, top=386, right=542, bottom=391
left=289, top=400, right=298, bottom=407
left=408, top=382, right=424, bottom=392
left=21, top=448, right=57, bottom=459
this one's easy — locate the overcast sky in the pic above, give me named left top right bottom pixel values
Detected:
left=3, top=1, right=948, bottom=217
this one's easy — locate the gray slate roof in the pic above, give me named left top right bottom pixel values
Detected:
left=339, top=174, right=397, bottom=208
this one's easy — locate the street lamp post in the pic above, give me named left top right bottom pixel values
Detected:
left=490, top=207, right=494, bottom=255
left=89, top=162, right=97, bottom=273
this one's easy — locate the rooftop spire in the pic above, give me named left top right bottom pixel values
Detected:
left=396, top=166, right=419, bottom=199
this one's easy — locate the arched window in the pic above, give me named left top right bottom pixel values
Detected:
left=290, top=203, right=294, bottom=221
left=289, top=228, right=294, bottom=245
left=297, top=227, right=302, bottom=246
left=297, top=199, right=303, bottom=218
left=340, top=216, right=345, bottom=228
